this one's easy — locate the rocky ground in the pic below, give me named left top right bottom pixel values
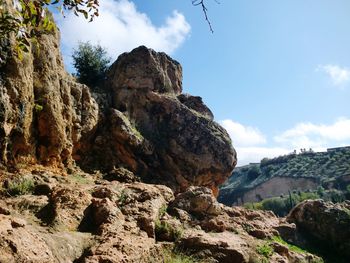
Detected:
left=0, top=167, right=328, bottom=263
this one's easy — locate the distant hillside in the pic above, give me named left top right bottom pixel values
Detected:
left=218, top=146, right=350, bottom=206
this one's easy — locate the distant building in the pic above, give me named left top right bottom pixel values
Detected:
left=327, top=146, right=350, bottom=152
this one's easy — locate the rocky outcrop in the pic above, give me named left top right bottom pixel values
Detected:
left=169, top=186, right=223, bottom=217
left=178, top=230, right=250, bottom=263
left=0, top=192, right=93, bottom=263
left=0, top=6, right=99, bottom=169
left=287, top=199, right=350, bottom=258
left=1, top=5, right=340, bottom=262
left=78, top=46, right=236, bottom=194
left=0, top=171, right=323, bottom=263
left=1, top=12, right=235, bottom=193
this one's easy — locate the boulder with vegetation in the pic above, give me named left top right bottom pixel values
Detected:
left=287, top=199, right=350, bottom=259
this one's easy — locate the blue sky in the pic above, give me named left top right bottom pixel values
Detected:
left=55, top=0, right=350, bottom=165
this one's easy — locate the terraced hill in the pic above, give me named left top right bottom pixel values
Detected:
left=219, top=146, right=350, bottom=206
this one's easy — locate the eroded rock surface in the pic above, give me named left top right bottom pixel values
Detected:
left=1, top=17, right=235, bottom=193
left=0, top=0, right=99, bottom=168
left=0, top=211, right=92, bottom=263
left=287, top=199, right=350, bottom=258
left=170, top=186, right=223, bottom=216
left=100, top=46, right=236, bottom=194
left=0, top=172, right=323, bottom=263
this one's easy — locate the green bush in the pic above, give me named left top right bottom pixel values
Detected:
left=326, top=189, right=345, bottom=203
left=261, top=197, right=288, bottom=216
left=118, top=189, right=129, bottom=206
left=159, top=204, right=168, bottom=217
left=317, top=186, right=325, bottom=197
left=244, top=202, right=263, bottom=210
left=299, top=191, right=319, bottom=200
left=72, top=41, right=111, bottom=89
left=346, top=184, right=350, bottom=193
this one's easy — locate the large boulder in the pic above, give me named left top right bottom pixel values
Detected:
left=178, top=230, right=250, bottom=263
left=99, top=46, right=236, bottom=194
left=287, top=199, right=350, bottom=258
left=169, top=186, right=223, bottom=217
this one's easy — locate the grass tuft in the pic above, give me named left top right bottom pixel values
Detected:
left=256, top=243, right=273, bottom=258
left=271, top=236, right=308, bottom=254
left=2, top=177, right=35, bottom=196
left=155, top=220, right=183, bottom=241
left=162, top=248, right=200, bottom=263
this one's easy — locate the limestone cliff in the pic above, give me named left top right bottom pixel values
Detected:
left=0, top=26, right=99, bottom=169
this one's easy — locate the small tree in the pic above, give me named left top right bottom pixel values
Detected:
left=72, top=41, right=111, bottom=89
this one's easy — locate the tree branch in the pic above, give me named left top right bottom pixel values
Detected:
left=192, top=0, right=217, bottom=33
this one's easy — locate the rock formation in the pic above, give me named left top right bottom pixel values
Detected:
left=0, top=3, right=346, bottom=262
left=287, top=199, right=350, bottom=259
left=0, top=14, right=236, bottom=193
left=0, top=12, right=99, bottom=169
left=82, top=46, right=236, bottom=195
left=0, top=172, right=323, bottom=263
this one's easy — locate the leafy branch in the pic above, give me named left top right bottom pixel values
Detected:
left=0, top=0, right=100, bottom=60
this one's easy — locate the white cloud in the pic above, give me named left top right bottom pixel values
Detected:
left=317, top=64, right=350, bottom=87
left=274, top=118, right=350, bottom=149
left=220, top=119, right=285, bottom=166
left=220, top=119, right=266, bottom=147
left=220, top=118, right=350, bottom=166
left=56, top=0, right=190, bottom=68
left=235, top=147, right=290, bottom=166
